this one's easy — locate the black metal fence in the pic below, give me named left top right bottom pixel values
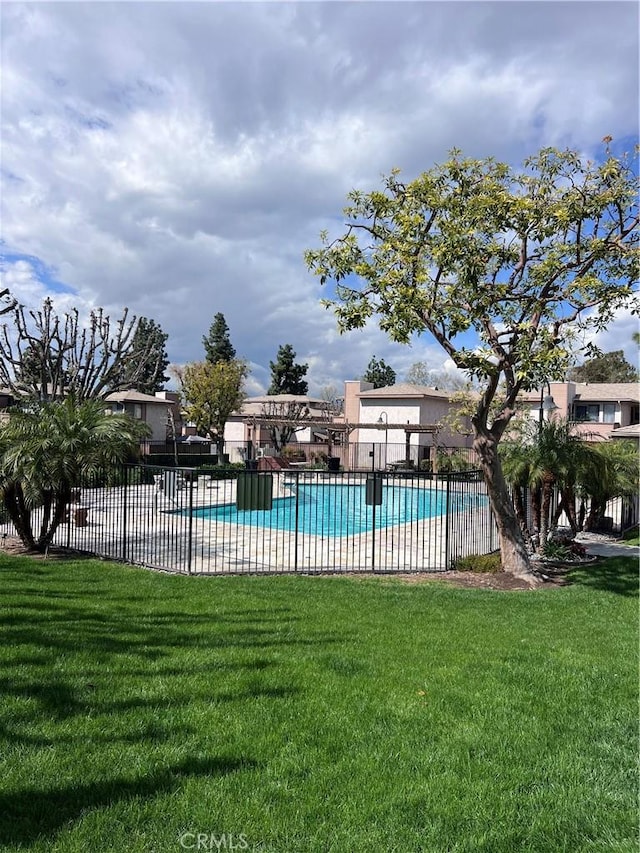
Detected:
left=51, top=464, right=499, bottom=575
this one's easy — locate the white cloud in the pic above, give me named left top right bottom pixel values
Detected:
left=1, top=1, right=637, bottom=395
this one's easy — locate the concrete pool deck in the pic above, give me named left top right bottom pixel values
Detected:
left=54, top=473, right=495, bottom=574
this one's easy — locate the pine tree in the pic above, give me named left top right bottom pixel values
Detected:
left=362, top=356, right=396, bottom=388
left=121, top=318, right=170, bottom=394
left=268, top=344, right=308, bottom=395
left=203, top=313, right=236, bottom=364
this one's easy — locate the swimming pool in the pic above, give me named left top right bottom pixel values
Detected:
left=192, top=482, right=472, bottom=537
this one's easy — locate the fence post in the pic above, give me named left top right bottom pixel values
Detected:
left=444, top=473, right=451, bottom=569
left=122, top=464, right=129, bottom=562
left=294, top=470, right=300, bottom=571
left=187, top=471, right=194, bottom=575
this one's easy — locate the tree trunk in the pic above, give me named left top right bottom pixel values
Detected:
left=37, top=486, right=71, bottom=550
left=538, top=477, right=555, bottom=553
left=511, top=484, right=534, bottom=550
left=473, top=434, right=538, bottom=586
left=3, top=481, right=36, bottom=550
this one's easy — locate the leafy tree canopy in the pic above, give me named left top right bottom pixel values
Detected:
left=268, top=344, right=308, bottom=395
left=203, top=313, right=236, bottom=364
left=568, top=350, right=638, bottom=383
left=180, top=359, right=248, bottom=454
left=362, top=356, right=396, bottom=388
left=306, top=142, right=639, bottom=580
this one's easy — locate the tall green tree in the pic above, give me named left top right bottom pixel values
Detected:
left=362, top=356, right=396, bottom=388
left=180, top=359, right=248, bottom=456
left=120, top=317, right=170, bottom=394
left=568, top=350, right=638, bottom=383
left=268, top=344, right=308, bottom=395
left=203, top=313, right=236, bottom=364
left=306, top=143, right=639, bottom=582
left=0, top=397, right=149, bottom=551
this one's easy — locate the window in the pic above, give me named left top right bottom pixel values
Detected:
left=133, top=404, right=143, bottom=420
left=602, top=403, right=616, bottom=424
left=573, top=404, right=599, bottom=422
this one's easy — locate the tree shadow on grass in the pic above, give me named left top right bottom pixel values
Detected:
left=0, top=755, right=260, bottom=847
left=567, top=556, right=639, bottom=597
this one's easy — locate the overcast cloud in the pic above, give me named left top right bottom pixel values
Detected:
left=1, top=1, right=638, bottom=394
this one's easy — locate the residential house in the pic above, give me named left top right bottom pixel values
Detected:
left=105, top=390, right=173, bottom=444
left=519, top=381, right=640, bottom=441
left=225, top=395, right=334, bottom=461
left=344, top=381, right=474, bottom=468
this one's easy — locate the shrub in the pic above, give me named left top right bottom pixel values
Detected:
left=282, top=446, right=306, bottom=462
left=451, top=552, right=502, bottom=573
left=436, top=450, right=474, bottom=473
left=541, top=535, right=587, bottom=562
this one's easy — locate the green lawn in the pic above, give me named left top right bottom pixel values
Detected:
left=0, top=554, right=637, bottom=853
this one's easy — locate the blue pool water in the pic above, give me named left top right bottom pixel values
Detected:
left=192, top=482, right=461, bottom=537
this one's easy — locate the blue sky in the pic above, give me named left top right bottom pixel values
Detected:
left=1, top=1, right=638, bottom=394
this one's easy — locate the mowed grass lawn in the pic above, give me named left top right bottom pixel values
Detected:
left=0, top=554, right=637, bottom=853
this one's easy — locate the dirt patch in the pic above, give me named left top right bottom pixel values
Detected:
left=0, top=535, right=80, bottom=560
left=388, top=570, right=537, bottom=590
left=335, top=570, right=546, bottom=590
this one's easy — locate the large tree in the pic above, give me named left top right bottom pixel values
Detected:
left=203, top=313, right=236, bottom=364
left=362, top=356, right=396, bottom=388
left=0, top=397, right=149, bottom=551
left=268, top=344, right=308, bottom=395
left=120, top=317, right=170, bottom=394
left=568, top=349, right=638, bottom=383
left=0, top=295, right=165, bottom=401
left=180, top=359, right=247, bottom=456
left=306, top=143, right=639, bottom=583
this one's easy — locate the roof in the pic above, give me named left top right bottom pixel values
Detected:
left=105, top=390, right=172, bottom=405
left=358, top=383, right=457, bottom=400
left=571, top=383, right=640, bottom=403
left=236, top=395, right=329, bottom=417
left=242, top=394, right=326, bottom=405
left=519, top=381, right=640, bottom=404
left=610, top=423, right=640, bottom=439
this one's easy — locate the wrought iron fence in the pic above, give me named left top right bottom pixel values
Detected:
left=52, top=464, right=498, bottom=575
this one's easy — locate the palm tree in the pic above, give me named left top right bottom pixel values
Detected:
left=577, top=440, right=639, bottom=531
left=0, top=396, right=149, bottom=551
left=501, top=418, right=600, bottom=552
left=498, top=439, right=535, bottom=549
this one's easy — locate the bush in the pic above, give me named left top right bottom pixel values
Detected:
left=282, top=446, right=306, bottom=462
left=436, top=450, right=474, bottom=473
left=542, top=535, right=587, bottom=562
left=451, top=552, right=502, bottom=573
